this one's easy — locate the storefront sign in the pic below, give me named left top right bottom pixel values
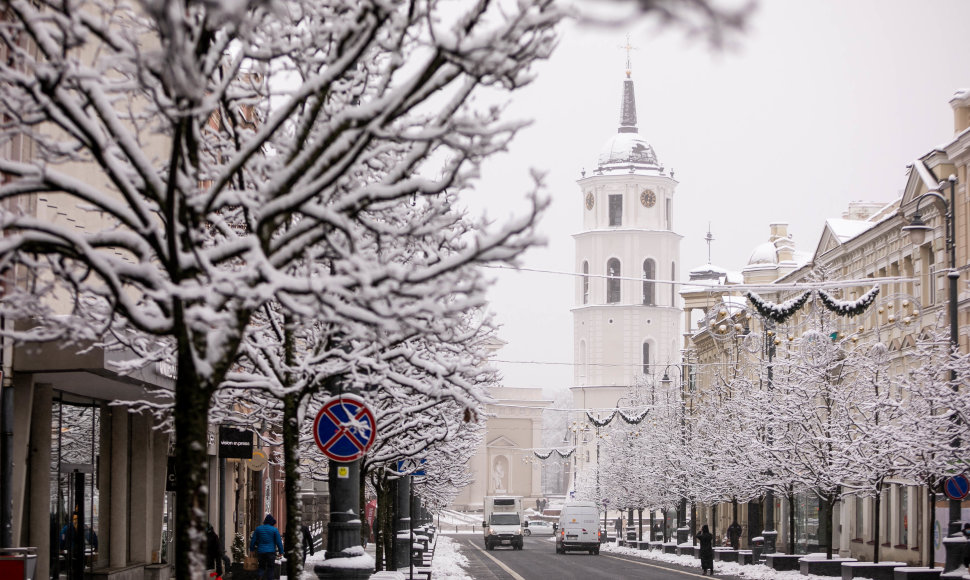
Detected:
left=219, top=426, right=253, bottom=459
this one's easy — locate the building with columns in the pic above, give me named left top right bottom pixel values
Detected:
left=450, top=385, right=551, bottom=511
left=570, top=67, right=683, bottom=499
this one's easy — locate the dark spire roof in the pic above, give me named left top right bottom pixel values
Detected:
left=618, top=76, right=637, bottom=134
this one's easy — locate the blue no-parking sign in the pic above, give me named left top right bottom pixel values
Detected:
left=944, top=474, right=970, bottom=500
left=313, top=394, right=377, bottom=462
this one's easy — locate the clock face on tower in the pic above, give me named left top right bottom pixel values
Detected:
left=585, top=192, right=594, bottom=210
left=640, top=189, right=657, bottom=208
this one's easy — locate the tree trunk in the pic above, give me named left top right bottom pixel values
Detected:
left=711, top=503, right=717, bottom=546
left=821, top=495, right=835, bottom=559
left=173, top=348, right=211, bottom=579
left=873, top=483, right=882, bottom=563
left=282, top=391, right=302, bottom=580
left=787, top=490, right=796, bottom=554
left=927, top=477, right=936, bottom=567
left=360, top=463, right=369, bottom=548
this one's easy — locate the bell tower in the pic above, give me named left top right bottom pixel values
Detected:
left=569, top=60, right=683, bottom=494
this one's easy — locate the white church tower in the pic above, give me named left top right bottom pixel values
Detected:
left=570, top=63, right=683, bottom=496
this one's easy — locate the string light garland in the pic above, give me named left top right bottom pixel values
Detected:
left=746, top=290, right=811, bottom=323
left=746, top=286, right=880, bottom=324
left=585, top=408, right=650, bottom=427
left=817, top=286, right=879, bottom=317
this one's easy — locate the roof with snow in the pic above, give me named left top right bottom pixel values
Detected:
left=680, top=263, right=743, bottom=294
left=592, top=74, right=664, bottom=176
left=825, top=218, right=875, bottom=242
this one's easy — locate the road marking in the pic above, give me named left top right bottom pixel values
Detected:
left=602, top=553, right=711, bottom=577
left=466, top=539, right=528, bottom=580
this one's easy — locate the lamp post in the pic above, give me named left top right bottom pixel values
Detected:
left=903, top=174, right=961, bottom=570
left=661, top=364, right=691, bottom=545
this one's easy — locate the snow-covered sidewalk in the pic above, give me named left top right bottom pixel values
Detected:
left=430, top=535, right=474, bottom=579
left=601, top=543, right=853, bottom=580
left=287, top=535, right=471, bottom=579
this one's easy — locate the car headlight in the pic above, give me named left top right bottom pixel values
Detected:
left=517, top=528, right=522, bottom=535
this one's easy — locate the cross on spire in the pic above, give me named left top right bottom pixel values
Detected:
left=705, top=223, right=715, bottom=264
left=620, top=34, right=637, bottom=78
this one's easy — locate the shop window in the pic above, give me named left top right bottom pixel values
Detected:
left=51, top=397, right=103, bottom=579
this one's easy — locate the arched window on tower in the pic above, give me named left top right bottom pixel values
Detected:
left=641, top=341, right=650, bottom=375
left=642, top=259, right=655, bottom=306
left=606, top=259, right=621, bottom=304
left=670, top=261, right=676, bottom=306
left=582, top=261, right=589, bottom=304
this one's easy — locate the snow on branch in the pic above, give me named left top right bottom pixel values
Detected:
left=555, top=447, right=575, bottom=459
left=818, top=286, right=879, bottom=317
left=745, top=290, right=811, bottom=324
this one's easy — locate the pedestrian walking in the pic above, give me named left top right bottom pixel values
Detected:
left=301, top=524, right=315, bottom=565
left=206, top=524, right=230, bottom=578
left=698, top=524, right=715, bottom=575
left=250, top=514, right=284, bottom=580
left=727, top=520, right=742, bottom=550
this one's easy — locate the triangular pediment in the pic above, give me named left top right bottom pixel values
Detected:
left=902, top=152, right=955, bottom=208
left=488, top=435, right=518, bottom=448
left=814, top=224, right=842, bottom=258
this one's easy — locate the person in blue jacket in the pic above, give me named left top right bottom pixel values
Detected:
left=250, top=514, right=284, bottom=579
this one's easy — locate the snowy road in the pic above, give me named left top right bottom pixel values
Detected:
left=446, top=534, right=721, bottom=580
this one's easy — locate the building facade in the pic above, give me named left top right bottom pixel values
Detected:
left=684, top=89, right=970, bottom=566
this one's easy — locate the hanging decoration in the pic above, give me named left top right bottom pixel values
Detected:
left=586, top=410, right=615, bottom=427
left=818, top=286, right=879, bottom=317
left=745, top=290, right=811, bottom=324
left=585, top=408, right=649, bottom=427
left=618, top=409, right=650, bottom=424
left=534, top=448, right=576, bottom=460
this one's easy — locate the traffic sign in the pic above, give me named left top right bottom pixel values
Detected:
left=944, top=474, right=970, bottom=500
left=313, top=394, right=377, bottom=462
left=396, top=459, right=426, bottom=477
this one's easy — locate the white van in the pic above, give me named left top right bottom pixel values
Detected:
left=483, top=496, right=524, bottom=550
left=555, top=501, right=601, bottom=554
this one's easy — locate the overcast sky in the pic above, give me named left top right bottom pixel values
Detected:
left=469, top=0, right=970, bottom=394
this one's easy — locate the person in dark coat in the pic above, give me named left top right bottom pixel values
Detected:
left=301, top=524, right=315, bottom=565
left=206, top=524, right=228, bottom=576
left=698, top=524, right=715, bottom=575
left=250, top=514, right=284, bottom=580
left=727, top=521, right=742, bottom=550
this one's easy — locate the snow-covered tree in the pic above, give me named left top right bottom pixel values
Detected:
left=0, top=1, right=562, bottom=575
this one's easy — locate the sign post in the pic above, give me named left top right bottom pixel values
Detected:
left=313, top=394, right=377, bottom=580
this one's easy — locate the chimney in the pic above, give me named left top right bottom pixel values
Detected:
left=950, top=89, right=970, bottom=134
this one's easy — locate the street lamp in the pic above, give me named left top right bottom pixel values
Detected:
left=660, top=364, right=691, bottom=545
left=902, top=174, right=960, bottom=570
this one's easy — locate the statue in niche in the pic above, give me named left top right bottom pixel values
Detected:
left=492, top=456, right=508, bottom=492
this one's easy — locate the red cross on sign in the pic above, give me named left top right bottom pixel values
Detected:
left=313, top=394, right=377, bottom=462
